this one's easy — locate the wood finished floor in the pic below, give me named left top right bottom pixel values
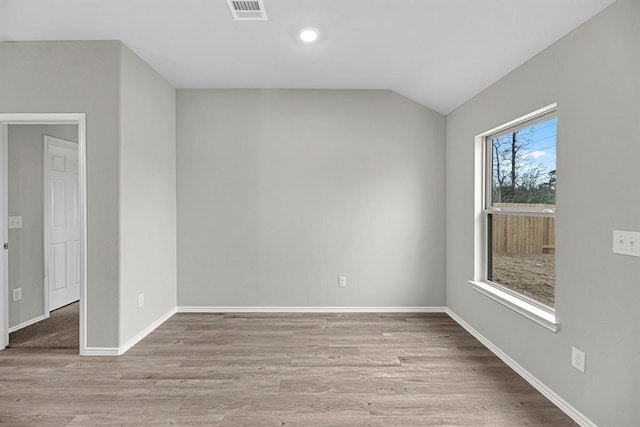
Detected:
left=0, top=313, right=576, bottom=426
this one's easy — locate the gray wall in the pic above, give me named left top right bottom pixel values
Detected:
left=445, top=0, right=640, bottom=425
left=7, top=125, right=77, bottom=328
left=119, top=45, right=177, bottom=344
left=177, top=89, right=446, bottom=308
left=0, top=41, right=121, bottom=347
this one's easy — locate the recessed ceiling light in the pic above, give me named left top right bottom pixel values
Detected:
left=298, top=27, right=319, bottom=43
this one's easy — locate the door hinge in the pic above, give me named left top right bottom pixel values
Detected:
left=3, top=243, right=7, bottom=250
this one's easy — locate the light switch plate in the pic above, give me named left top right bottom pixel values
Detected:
left=8, top=216, right=22, bottom=229
left=613, top=230, right=640, bottom=257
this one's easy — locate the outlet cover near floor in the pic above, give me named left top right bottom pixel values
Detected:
left=138, top=293, right=144, bottom=308
left=12, top=288, right=22, bottom=302
left=338, top=276, right=347, bottom=287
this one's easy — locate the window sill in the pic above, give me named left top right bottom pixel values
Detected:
left=469, top=281, right=559, bottom=333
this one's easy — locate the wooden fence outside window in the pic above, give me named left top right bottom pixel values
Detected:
left=492, top=204, right=555, bottom=254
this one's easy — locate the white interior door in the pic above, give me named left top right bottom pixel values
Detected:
left=45, top=135, right=80, bottom=311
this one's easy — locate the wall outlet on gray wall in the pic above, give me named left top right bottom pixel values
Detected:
left=338, top=276, right=347, bottom=288
left=12, top=288, right=22, bottom=302
left=571, top=346, right=586, bottom=373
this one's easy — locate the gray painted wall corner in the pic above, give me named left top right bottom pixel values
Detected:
left=118, top=44, right=177, bottom=346
left=0, top=40, right=122, bottom=348
left=445, top=0, right=640, bottom=425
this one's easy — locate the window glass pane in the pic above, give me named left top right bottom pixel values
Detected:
left=490, top=117, right=556, bottom=208
left=488, top=214, right=555, bottom=307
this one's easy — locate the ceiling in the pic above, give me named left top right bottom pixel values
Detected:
left=0, top=0, right=616, bottom=114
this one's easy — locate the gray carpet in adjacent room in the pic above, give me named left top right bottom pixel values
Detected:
left=8, top=302, right=79, bottom=349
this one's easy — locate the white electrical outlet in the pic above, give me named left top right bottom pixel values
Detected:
left=571, top=346, right=586, bottom=373
left=338, top=276, right=347, bottom=287
left=12, top=288, right=22, bottom=302
left=8, top=216, right=22, bottom=229
left=613, top=230, right=640, bottom=257
left=138, top=293, right=144, bottom=308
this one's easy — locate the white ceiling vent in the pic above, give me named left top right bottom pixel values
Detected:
left=226, top=0, right=267, bottom=21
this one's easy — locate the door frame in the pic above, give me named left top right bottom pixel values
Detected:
left=0, top=113, right=87, bottom=355
left=43, top=134, right=80, bottom=316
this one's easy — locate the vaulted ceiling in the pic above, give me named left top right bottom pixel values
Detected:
left=0, top=0, right=615, bottom=114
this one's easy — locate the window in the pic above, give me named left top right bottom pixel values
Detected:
left=472, top=104, right=558, bottom=331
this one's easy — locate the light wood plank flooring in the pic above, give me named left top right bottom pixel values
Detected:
left=0, top=313, right=576, bottom=426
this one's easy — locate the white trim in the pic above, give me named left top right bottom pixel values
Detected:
left=0, top=124, right=7, bottom=350
left=0, top=113, right=84, bottom=125
left=473, top=132, right=486, bottom=286
left=445, top=308, right=596, bottom=427
left=481, top=103, right=558, bottom=138
left=117, top=307, right=177, bottom=355
left=82, top=307, right=177, bottom=356
left=0, top=113, right=87, bottom=355
left=82, top=347, right=120, bottom=356
left=7, top=314, right=47, bottom=333
left=177, top=306, right=447, bottom=313
left=77, top=114, right=87, bottom=355
left=42, top=136, right=49, bottom=318
left=470, top=280, right=559, bottom=332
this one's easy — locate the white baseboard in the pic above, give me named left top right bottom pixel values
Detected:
left=81, top=346, right=120, bottom=356
left=118, top=306, right=177, bottom=355
left=177, top=306, right=447, bottom=313
left=8, top=314, right=47, bottom=333
left=81, top=307, right=177, bottom=357
left=444, top=308, right=596, bottom=427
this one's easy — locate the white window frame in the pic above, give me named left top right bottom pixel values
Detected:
left=470, top=103, right=559, bottom=332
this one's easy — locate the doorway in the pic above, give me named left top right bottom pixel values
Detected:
left=0, top=113, right=87, bottom=354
